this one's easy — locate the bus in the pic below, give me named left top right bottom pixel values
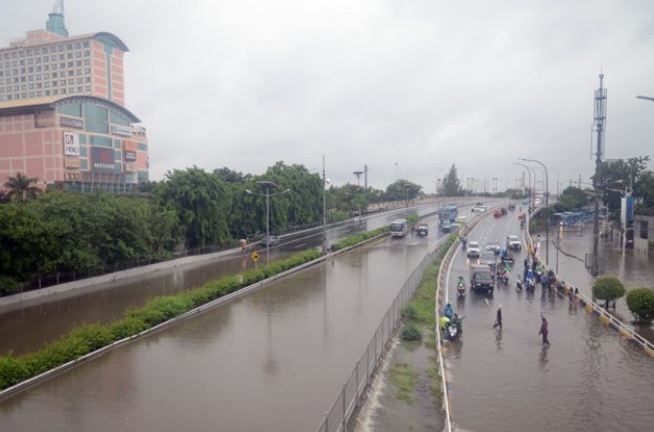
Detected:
left=390, top=218, right=409, bottom=238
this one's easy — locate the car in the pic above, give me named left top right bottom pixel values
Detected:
left=508, top=203, right=516, bottom=210
left=471, top=265, right=494, bottom=293
left=456, top=215, right=468, bottom=223
left=493, top=210, right=503, bottom=218
left=501, top=207, right=508, bottom=216
left=506, top=235, right=522, bottom=251
left=261, top=235, right=280, bottom=247
left=471, top=206, right=486, bottom=213
left=466, top=241, right=481, bottom=258
left=441, top=221, right=453, bottom=233
left=416, top=224, right=429, bottom=237
left=486, top=243, right=501, bottom=255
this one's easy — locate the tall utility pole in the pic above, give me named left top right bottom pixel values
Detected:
left=520, top=158, right=550, bottom=264
left=364, top=164, right=368, bottom=191
left=323, top=155, right=327, bottom=253
left=592, top=73, right=607, bottom=277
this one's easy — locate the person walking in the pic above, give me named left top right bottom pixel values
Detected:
left=538, top=314, right=550, bottom=345
left=493, top=305, right=503, bottom=330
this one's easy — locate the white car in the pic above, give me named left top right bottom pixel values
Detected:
left=506, top=235, right=522, bottom=251
left=466, top=241, right=481, bottom=258
left=471, top=206, right=486, bottom=213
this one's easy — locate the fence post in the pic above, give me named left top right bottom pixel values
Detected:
left=342, top=383, right=347, bottom=431
left=355, top=361, right=359, bottom=404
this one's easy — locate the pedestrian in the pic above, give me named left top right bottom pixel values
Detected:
left=540, top=271, right=549, bottom=288
left=493, top=305, right=503, bottom=330
left=538, top=314, right=550, bottom=345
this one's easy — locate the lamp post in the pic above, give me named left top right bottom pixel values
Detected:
left=520, top=158, right=550, bottom=265
left=246, top=181, right=291, bottom=266
left=514, top=162, right=532, bottom=206
left=323, top=155, right=329, bottom=253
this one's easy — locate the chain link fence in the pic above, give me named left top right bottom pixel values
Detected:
left=314, top=239, right=446, bottom=432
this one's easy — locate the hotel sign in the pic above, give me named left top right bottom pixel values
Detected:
left=60, top=116, right=84, bottom=129
left=63, top=131, right=80, bottom=156
left=111, top=125, right=132, bottom=137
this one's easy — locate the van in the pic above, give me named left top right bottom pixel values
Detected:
left=390, top=219, right=408, bottom=238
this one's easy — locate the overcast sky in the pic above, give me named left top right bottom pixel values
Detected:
left=3, top=0, right=654, bottom=192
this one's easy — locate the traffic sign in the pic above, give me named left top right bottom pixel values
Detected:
left=251, top=252, right=259, bottom=262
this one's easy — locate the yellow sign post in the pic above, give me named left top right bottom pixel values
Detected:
left=251, top=252, right=259, bottom=263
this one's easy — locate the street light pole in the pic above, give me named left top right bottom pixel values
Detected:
left=247, top=181, right=290, bottom=266
left=323, top=155, right=327, bottom=253
left=514, top=162, right=532, bottom=207
left=520, top=158, right=550, bottom=265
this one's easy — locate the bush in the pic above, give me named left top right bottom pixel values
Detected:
left=401, top=305, right=418, bottom=320
left=401, top=323, right=422, bottom=341
left=626, top=288, right=654, bottom=324
left=592, top=276, right=626, bottom=308
left=331, top=227, right=386, bottom=251
left=0, top=276, right=22, bottom=296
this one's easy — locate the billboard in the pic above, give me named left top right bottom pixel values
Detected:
left=60, top=116, right=84, bottom=129
left=621, top=195, right=635, bottom=227
left=63, top=131, right=80, bottom=156
left=124, top=150, right=136, bottom=161
left=91, top=147, right=116, bottom=173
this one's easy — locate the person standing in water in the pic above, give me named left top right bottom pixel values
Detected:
left=493, top=305, right=502, bottom=330
left=538, top=314, right=550, bottom=345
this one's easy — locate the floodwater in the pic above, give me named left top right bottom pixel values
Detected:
left=0, top=203, right=443, bottom=357
left=0, top=213, right=451, bottom=431
left=543, top=225, right=654, bottom=342
left=443, top=212, right=654, bottom=432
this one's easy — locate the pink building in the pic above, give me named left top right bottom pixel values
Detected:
left=0, top=2, right=149, bottom=192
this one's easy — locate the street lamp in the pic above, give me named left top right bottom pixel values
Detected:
left=519, top=158, right=550, bottom=265
left=514, top=162, right=532, bottom=206
left=636, top=95, right=654, bottom=102
left=246, top=181, right=291, bottom=265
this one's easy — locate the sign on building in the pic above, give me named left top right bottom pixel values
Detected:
left=111, top=124, right=132, bottom=137
left=63, top=131, right=80, bottom=156
left=91, top=147, right=116, bottom=173
left=124, top=150, right=136, bottom=161
left=60, top=116, right=84, bottom=129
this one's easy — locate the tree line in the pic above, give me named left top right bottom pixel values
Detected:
left=0, top=162, right=430, bottom=292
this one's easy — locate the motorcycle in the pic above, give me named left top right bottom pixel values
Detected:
left=525, top=277, right=536, bottom=292
left=457, top=280, right=466, bottom=298
left=497, top=270, right=509, bottom=285
left=447, top=322, right=459, bottom=341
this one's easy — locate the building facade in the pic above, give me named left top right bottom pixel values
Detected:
left=0, top=2, right=148, bottom=192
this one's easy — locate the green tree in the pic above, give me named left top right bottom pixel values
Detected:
left=384, top=179, right=422, bottom=201
left=155, top=167, right=229, bottom=249
left=4, top=173, right=41, bottom=203
left=439, top=164, right=462, bottom=197
left=597, top=156, right=649, bottom=217
left=592, top=276, right=626, bottom=309
left=635, top=170, right=654, bottom=209
left=556, top=186, right=589, bottom=211
left=626, top=288, right=654, bottom=324
left=327, top=184, right=368, bottom=215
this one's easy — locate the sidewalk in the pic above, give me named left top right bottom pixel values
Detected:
left=539, top=223, right=654, bottom=341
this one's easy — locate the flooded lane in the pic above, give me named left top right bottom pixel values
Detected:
left=444, top=212, right=654, bottom=432
left=0, top=203, right=448, bottom=357
left=0, top=213, right=455, bottom=431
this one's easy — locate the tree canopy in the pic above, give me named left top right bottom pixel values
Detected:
left=384, top=179, right=422, bottom=201
left=439, top=164, right=462, bottom=197
left=556, top=186, right=589, bottom=211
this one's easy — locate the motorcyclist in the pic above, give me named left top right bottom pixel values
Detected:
left=461, top=237, right=467, bottom=249
left=451, top=313, right=464, bottom=334
left=525, top=269, right=535, bottom=290
left=443, top=303, right=454, bottom=320
left=457, top=276, right=465, bottom=287
left=439, top=315, right=451, bottom=336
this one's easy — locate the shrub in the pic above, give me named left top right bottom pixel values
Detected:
left=626, top=288, right=654, bottom=324
left=401, top=305, right=418, bottom=320
left=0, top=276, right=22, bottom=296
left=401, top=323, right=422, bottom=341
left=592, top=276, right=625, bottom=308
left=0, top=355, right=31, bottom=390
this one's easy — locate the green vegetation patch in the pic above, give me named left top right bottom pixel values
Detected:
left=0, top=249, right=322, bottom=391
left=331, top=226, right=387, bottom=251
left=389, top=363, right=418, bottom=403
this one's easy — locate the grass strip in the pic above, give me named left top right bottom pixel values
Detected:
left=0, top=249, right=322, bottom=391
left=398, top=233, right=458, bottom=401
left=331, top=226, right=387, bottom=251
left=389, top=363, right=419, bottom=402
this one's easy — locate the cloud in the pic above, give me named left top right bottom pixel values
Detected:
left=2, top=0, right=653, bottom=191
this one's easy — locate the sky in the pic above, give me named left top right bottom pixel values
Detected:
left=2, top=0, right=654, bottom=193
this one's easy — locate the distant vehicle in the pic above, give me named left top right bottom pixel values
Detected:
left=493, top=210, right=503, bottom=218
left=261, top=235, right=280, bottom=247
left=456, top=215, right=468, bottom=223
left=441, top=221, right=453, bottom=233
left=507, top=235, right=522, bottom=251
left=479, top=252, right=498, bottom=272
left=438, top=205, right=458, bottom=226
left=466, top=241, right=481, bottom=258
left=475, top=202, right=484, bottom=206
left=471, top=207, right=486, bottom=213
left=508, top=203, right=516, bottom=210
left=501, top=207, right=508, bottom=216
left=486, top=243, right=501, bottom=255
left=416, top=224, right=429, bottom=237
left=470, top=264, right=494, bottom=293
left=390, top=218, right=408, bottom=238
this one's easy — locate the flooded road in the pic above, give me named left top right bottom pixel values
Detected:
left=444, top=211, right=654, bottom=432
left=0, top=213, right=456, bottom=431
left=0, top=203, right=449, bottom=356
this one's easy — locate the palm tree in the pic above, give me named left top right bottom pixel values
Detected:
left=4, top=173, right=41, bottom=203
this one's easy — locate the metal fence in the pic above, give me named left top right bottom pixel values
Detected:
left=313, top=238, right=446, bottom=432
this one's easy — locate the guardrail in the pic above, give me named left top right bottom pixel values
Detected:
left=313, top=234, right=452, bottom=432
left=526, top=209, right=654, bottom=359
